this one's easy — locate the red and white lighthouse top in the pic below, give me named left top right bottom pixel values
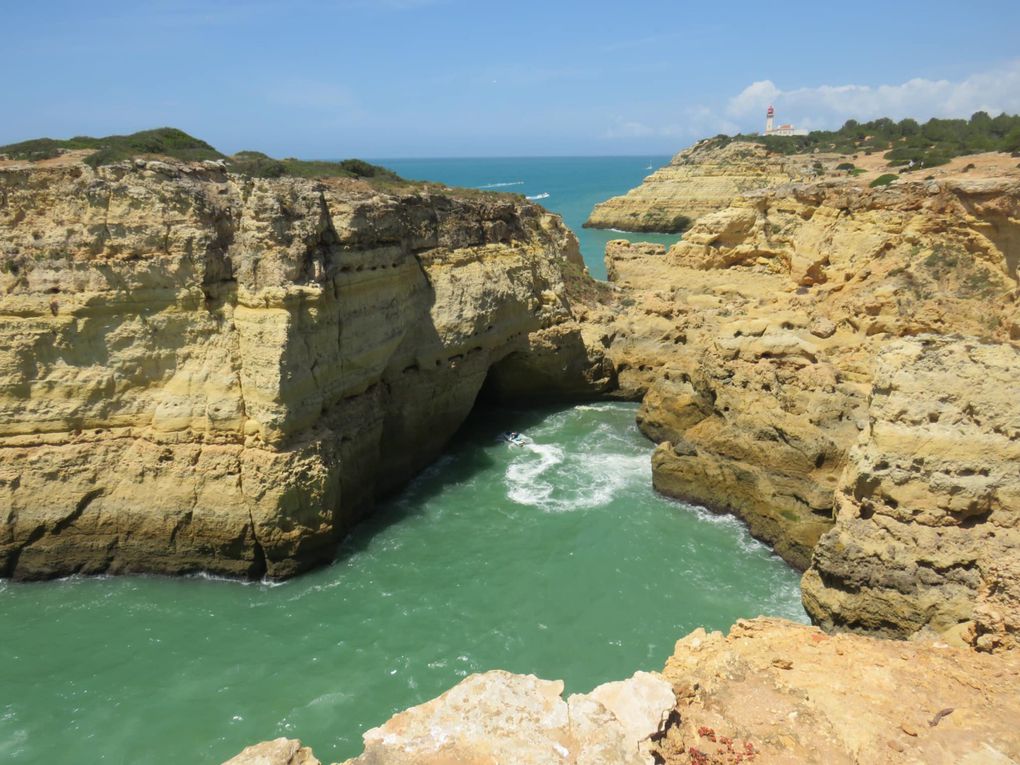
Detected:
left=767, top=105, right=775, bottom=117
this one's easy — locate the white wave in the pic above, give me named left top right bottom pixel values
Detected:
left=476, top=181, right=524, bottom=189
left=506, top=443, right=565, bottom=508
left=526, top=192, right=550, bottom=200
left=184, top=570, right=288, bottom=588
left=573, top=403, right=634, bottom=412
left=505, top=441, right=648, bottom=513
left=673, top=500, right=782, bottom=557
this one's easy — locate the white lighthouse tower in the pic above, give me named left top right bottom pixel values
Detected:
left=763, top=105, right=807, bottom=136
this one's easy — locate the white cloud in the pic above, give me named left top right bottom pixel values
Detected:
left=605, top=60, right=1020, bottom=146
left=727, top=60, right=1020, bottom=129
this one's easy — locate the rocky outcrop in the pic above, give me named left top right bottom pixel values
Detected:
left=224, top=738, right=320, bottom=765
left=802, top=338, right=1020, bottom=651
left=653, top=618, right=1020, bottom=764
left=596, top=176, right=1020, bottom=623
left=223, top=670, right=676, bottom=765
left=338, top=670, right=675, bottom=765
left=584, top=141, right=813, bottom=233
left=0, top=158, right=606, bottom=580
left=227, top=618, right=1020, bottom=765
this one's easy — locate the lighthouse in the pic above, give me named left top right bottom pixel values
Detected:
left=763, top=105, right=807, bottom=136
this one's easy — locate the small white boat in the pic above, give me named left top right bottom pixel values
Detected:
left=499, top=431, right=531, bottom=447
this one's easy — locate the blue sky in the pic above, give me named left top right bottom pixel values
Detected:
left=5, top=0, right=1020, bottom=157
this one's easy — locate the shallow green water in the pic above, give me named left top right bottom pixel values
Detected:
left=0, top=403, right=806, bottom=763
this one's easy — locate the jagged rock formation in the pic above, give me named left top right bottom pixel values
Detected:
left=802, top=338, right=1020, bottom=651
left=226, top=618, right=1020, bottom=765
left=225, top=670, right=676, bottom=765
left=596, top=175, right=1020, bottom=644
left=584, top=141, right=812, bottom=233
left=0, top=157, right=607, bottom=580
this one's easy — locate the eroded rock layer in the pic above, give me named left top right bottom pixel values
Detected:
left=584, top=141, right=811, bottom=233
left=802, top=337, right=1020, bottom=651
left=0, top=158, right=606, bottom=579
left=595, top=175, right=1020, bottom=643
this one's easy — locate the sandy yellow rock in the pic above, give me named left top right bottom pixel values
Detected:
left=802, top=337, right=1020, bottom=650
left=584, top=140, right=813, bottom=233
left=0, top=158, right=606, bottom=579
left=594, top=174, right=1020, bottom=604
left=652, top=618, right=1020, bottom=764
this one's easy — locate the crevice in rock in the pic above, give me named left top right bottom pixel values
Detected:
left=249, top=539, right=267, bottom=579
left=53, top=488, right=104, bottom=535
left=4, top=524, right=47, bottom=578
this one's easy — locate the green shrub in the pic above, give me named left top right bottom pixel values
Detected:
left=870, top=173, right=899, bottom=187
left=723, top=111, right=1020, bottom=165
left=0, top=128, right=407, bottom=183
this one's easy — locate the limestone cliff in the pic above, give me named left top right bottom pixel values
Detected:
left=802, top=337, right=1020, bottom=651
left=225, top=618, right=1020, bottom=765
left=595, top=175, right=1020, bottom=645
left=0, top=156, right=607, bottom=580
left=584, top=141, right=812, bottom=233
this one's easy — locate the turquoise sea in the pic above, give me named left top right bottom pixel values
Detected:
left=378, top=156, right=681, bottom=278
left=0, top=159, right=806, bottom=765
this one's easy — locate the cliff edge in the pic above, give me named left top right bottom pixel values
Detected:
left=0, top=155, right=610, bottom=580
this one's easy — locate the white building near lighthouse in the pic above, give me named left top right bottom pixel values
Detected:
left=764, top=105, right=807, bottom=136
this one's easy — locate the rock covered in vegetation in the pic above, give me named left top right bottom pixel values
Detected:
left=584, top=141, right=812, bottom=233
left=0, top=156, right=607, bottom=580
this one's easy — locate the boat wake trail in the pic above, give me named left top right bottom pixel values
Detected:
left=476, top=181, right=524, bottom=189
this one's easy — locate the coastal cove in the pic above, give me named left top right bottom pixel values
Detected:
left=0, top=402, right=805, bottom=764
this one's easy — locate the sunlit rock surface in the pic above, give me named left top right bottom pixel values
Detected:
left=0, top=158, right=607, bottom=579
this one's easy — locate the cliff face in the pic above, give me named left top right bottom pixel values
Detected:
left=0, top=158, right=606, bottom=580
left=802, top=337, right=1020, bottom=651
left=596, top=175, right=1020, bottom=645
left=584, top=141, right=812, bottom=233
